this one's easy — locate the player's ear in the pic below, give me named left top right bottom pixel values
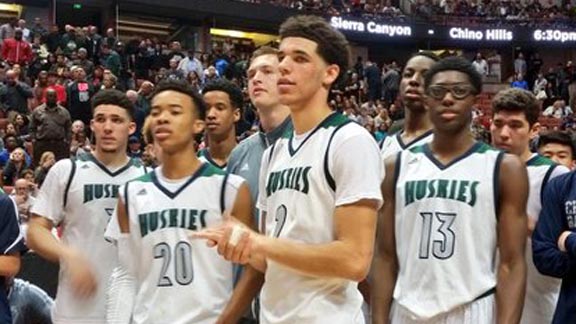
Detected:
left=128, top=120, right=137, bottom=136
left=529, top=122, right=541, bottom=140
left=233, top=108, right=240, bottom=123
left=322, top=64, right=340, bottom=88
left=193, top=119, right=205, bottom=135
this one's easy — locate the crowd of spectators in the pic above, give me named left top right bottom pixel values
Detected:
left=235, top=0, right=576, bottom=26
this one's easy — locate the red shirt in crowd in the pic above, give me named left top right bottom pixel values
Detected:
left=41, top=85, right=67, bottom=106
left=1, top=38, right=32, bottom=65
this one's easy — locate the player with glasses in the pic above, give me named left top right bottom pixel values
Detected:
left=373, top=56, right=528, bottom=324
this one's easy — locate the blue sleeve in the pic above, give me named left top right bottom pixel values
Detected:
left=0, top=195, right=25, bottom=255
left=532, top=175, right=576, bottom=278
left=566, top=233, right=576, bottom=257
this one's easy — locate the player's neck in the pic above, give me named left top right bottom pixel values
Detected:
left=92, top=148, right=129, bottom=168
left=207, top=132, right=237, bottom=163
left=289, top=88, right=333, bottom=134
left=161, top=145, right=202, bottom=180
left=519, top=148, right=534, bottom=163
left=431, top=129, right=475, bottom=159
left=403, top=108, right=432, bottom=137
left=258, top=104, right=291, bottom=133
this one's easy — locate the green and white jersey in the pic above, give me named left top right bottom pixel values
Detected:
left=257, top=113, right=383, bottom=324
left=393, top=142, right=502, bottom=320
left=380, top=129, right=433, bottom=162
left=522, top=154, right=568, bottom=324
left=31, top=153, right=147, bottom=324
left=198, top=148, right=227, bottom=171
left=113, top=164, right=243, bottom=324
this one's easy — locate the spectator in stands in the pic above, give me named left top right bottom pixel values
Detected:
left=543, top=99, right=572, bottom=119
left=90, top=65, right=104, bottom=89
left=187, top=71, right=202, bottom=93
left=42, top=71, right=66, bottom=106
left=2, top=147, right=31, bottom=186
left=101, top=72, right=117, bottom=90
left=45, top=24, right=60, bottom=54
left=10, top=178, right=36, bottom=222
left=0, top=18, right=17, bottom=45
left=534, top=72, right=548, bottom=98
left=74, top=48, right=94, bottom=76
left=13, top=113, right=29, bottom=139
left=48, top=54, right=69, bottom=79
left=34, top=151, right=55, bottom=188
left=69, top=121, right=90, bottom=158
left=538, top=131, right=576, bottom=170
left=100, top=43, right=121, bottom=77
left=127, top=135, right=142, bottom=159
left=515, top=52, right=527, bottom=77
left=30, top=18, right=47, bottom=40
left=511, top=73, right=529, bottom=90
left=29, top=89, right=71, bottom=165
left=20, top=169, right=38, bottom=197
left=345, top=72, right=364, bottom=100
left=1, top=29, right=32, bottom=66
left=0, top=70, right=33, bottom=118
left=86, top=26, right=102, bottom=61
left=382, top=62, right=400, bottom=104
left=166, top=58, right=185, bottom=81
left=472, top=52, right=489, bottom=78
left=203, top=65, right=220, bottom=84
left=178, top=48, right=204, bottom=81
left=365, top=59, right=382, bottom=102
left=126, top=90, right=145, bottom=138
left=17, top=19, right=31, bottom=43
left=67, top=67, right=95, bottom=128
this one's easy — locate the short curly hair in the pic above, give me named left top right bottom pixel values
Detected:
left=91, top=89, right=134, bottom=120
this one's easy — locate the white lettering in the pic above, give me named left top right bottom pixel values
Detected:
left=330, top=17, right=411, bottom=37
left=449, top=27, right=483, bottom=40
left=330, top=16, right=365, bottom=32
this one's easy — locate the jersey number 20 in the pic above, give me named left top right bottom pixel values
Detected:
left=419, top=212, right=456, bottom=259
left=153, top=241, right=193, bottom=286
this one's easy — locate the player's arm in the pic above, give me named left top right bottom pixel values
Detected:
left=532, top=173, right=576, bottom=278
left=371, top=156, right=398, bottom=324
left=528, top=165, right=570, bottom=235
left=218, top=183, right=265, bottom=324
left=496, top=154, right=528, bottom=324
left=0, top=253, right=20, bottom=277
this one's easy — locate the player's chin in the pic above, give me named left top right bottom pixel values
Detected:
left=100, top=146, right=122, bottom=154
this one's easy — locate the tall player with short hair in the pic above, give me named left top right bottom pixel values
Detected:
left=380, top=52, right=439, bottom=160
left=105, top=80, right=253, bottom=323
left=200, top=79, right=243, bottom=169
left=219, top=46, right=292, bottom=323
left=27, top=90, right=147, bottom=324
left=490, top=88, right=569, bottom=324
left=372, top=57, right=528, bottom=324
left=197, top=15, right=383, bottom=323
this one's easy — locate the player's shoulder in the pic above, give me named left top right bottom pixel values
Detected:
left=49, top=157, right=75, bottom=174
left=546, top=169, right=575, bottom=192
left=526, top=154, right=556, bottom=167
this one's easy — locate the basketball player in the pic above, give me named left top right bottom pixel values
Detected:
left=26, top=90, right=147, bottom=323
left=532, top=167, right=576, bottom=323
left=196, top=15, right=383, bottom=324
left=219, top=46, right=292, bottom=322
left=0, top=194, right=26, bottom=324
left=199, top=79, right=242, bottom=169
left=380, top=52, right=439, bottom=160
left=537, top=131, right=576, bottom=170
left=372, top=56, right=528, bottom=324
left=105, top=80, right=253, bottom=324
left=490, top=88, right=569, bottom=324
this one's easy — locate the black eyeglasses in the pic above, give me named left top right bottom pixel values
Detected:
left=426, top=85, right=476, bottom=100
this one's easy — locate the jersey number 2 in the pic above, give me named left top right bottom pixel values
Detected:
left=419, top=212, right=456, bottom=259
left=153, top=241, right=193, bottom=286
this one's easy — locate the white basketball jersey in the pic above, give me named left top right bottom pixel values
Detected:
left=258, top=113, right=381, bottom=324
left=31, top=153, right=147, bottom=323
left=394, top=142, right=502, bottom=320
left=120, top=164, right=242, bottom=324
left=521, top=154, right=566, bottom=324
left=380, top=130, right=433, bottom=161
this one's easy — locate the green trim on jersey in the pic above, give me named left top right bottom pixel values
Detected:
left=321, top=113, right=349, bottom=129
left=408, top=144, right=427, bottom=154
left=132, top=172, right=154, bottom=183
left=202, top=163, right=227, bottom=178
left=475, top=142, right=500, bottom=154
left=526, top=154, right=556, bottom=167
